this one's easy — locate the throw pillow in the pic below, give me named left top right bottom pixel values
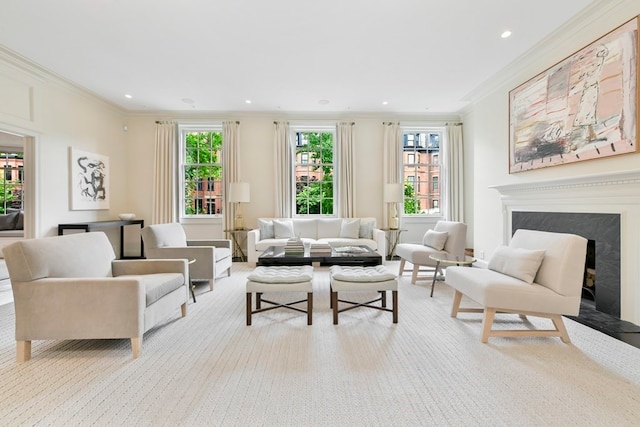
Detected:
left=340, top=219, right=361, bottom=239
left=258, top=219, right=274, bottom=239
left=488, top=245, right=546, bottom=284
left=0, top=212, right=18, bottom=231
left=273, top=219, right=295, bottom=239
left=15, top=211, right=24, bottom=230
left=359, top=218, right=375, bottom=239
left=422, top=230, right=448, bottom=250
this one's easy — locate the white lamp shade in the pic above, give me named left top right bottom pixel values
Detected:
left=384, top=183, right=403, bottom=203
left=229, top=182, right=250, bottom=203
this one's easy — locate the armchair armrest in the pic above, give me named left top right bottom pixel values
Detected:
left=187, top=239, right=231, bottom=249
left=247, top=229, right=259, bottom=264
left=112, top=259, right=188, bottom=278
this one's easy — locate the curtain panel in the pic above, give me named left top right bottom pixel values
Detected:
left=152, top=122, right=178, bottom=224
left=383, top=122, right=402, bottom=228
left=337, top=122, right=355, bottom=218
left=273, top=121, right=293, bottom=218
left=443, top=124, right=464, bottom=222
left=223, top=121, right=240, bottom=231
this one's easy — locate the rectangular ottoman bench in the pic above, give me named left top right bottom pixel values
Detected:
left=246, top=265, right=314, bottom=325
left=330, top=265, right=398, bottom=324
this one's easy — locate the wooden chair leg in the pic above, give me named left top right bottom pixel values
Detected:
left=481, top=308, right=497, bottom=343
left=380, top=290, right=387, bottom=308
left=17, top=340, right=31, bottom=362
left=451, top=290, right=463, bottom=317
left=131, top=337, right=141, bottom=359
left=181, top=302, right=187, bottom=317
left=209, top=279, right=214, bottom=291
left=551, top=314, right=571, bottom=343
left=392, top=290, right=398, bottom=323
left=398, top=258, right=406, bottom=276
left=246, top=293, right=252, bottom=326
left=332, top=291, right=339, bottom=325
left=307, top=292, right=313, bottom=325
left=411, top=264, right=420, bottom=284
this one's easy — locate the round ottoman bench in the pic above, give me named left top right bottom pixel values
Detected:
left=330, top=265, right=398, bottom=324
left=246, top=265, right=314, bottom=325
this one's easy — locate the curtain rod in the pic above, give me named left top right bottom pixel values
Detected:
left=445, top=122, right=463, bottom=126
left=155, top=120, right=239, bottom=124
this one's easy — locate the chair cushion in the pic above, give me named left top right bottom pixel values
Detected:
left=488, top=245, right=545, bottom=284
left=124, top=272, right=185, bottom=306
left=248, top=265, right=314, bottom=284
left=330, top=265, right=396, bottom=282
left=273, top=220, right=295, bottom=238
left=422, top=230, right=448, bottom=250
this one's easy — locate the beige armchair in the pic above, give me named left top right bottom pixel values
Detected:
left=3, top=232, right=189, bottom=361
left=446, top=229, right=587, bottom=343
left=396, top=221, right=467, bottom=285
left=142, top=223, right=232, bottom=293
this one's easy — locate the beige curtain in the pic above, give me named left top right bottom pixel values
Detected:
left=223, top=121, right=240, bottom=231
left=337, top=122, right=355, bottom=218
left=152, top=122, right=178, bottom=224
left=274, top=121, right=293, bottom=218
left=443, top=124, right=464, bottom=222
left=383, top=122, right=402, bottom=228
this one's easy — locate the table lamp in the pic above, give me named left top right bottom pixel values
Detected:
left=229, top=182, right=250, bottom=229
left=384, top=183, right=403, bottom=230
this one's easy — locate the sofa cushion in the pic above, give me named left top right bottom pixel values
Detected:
left=488, top=245, right=546, bottom=284
left=340, top=219, right=361, bottom=239
left=0, top=212, right=18, bottom=230
left=273, top=219, right=295, bottom=238
left=317, top=218, right=342, bottom=239
left=422, top=230, right=448, bottom=250
left=15, top=211, right=24, bottom=230
left=258, top=219, right=274, bottom=239
left=359, top=218, right=376, bottom=239
left=293, top=219, right=316, bottom=239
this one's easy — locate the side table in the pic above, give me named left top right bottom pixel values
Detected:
left=225, top=229, right=248, bottom=262
left=428, top=254, right=476, bottom=297
left=381, top=228, right=406, bottom=260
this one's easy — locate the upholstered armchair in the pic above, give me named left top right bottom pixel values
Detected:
left=3, top=232, right=189, bottom=361
left=396, top=221, right=467, bottom=285
left=446, top=229, right=587, bottom=343
left=141, top=223, right=232, bottom=292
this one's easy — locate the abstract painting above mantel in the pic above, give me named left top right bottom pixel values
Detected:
left=509, top=17, right=638, bottom=173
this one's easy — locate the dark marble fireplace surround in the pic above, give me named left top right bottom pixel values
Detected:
left=511, top=211, right=620, bottom=317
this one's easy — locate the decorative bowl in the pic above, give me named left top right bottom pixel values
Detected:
left=118, top=213, right=136, bottom=220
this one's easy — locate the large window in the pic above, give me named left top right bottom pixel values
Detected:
left=402, top=129, right=441, bottom=215
left=293, top=128, right=335, bottom=215
left=0, top=151, right=23, bottom=213
left=180, top=127, right=223, bottom=216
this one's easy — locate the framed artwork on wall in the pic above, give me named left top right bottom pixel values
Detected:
left=69, top=147, right=109, bottom=210
left=509, top=17, right=638, bottom=173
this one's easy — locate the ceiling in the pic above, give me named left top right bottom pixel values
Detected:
left=0, top=0, right=597, bottom=114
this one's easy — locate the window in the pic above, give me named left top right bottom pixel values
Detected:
left=293, top=128, right=335, bottom=215
left=0, top=151, right=23, bottom=213
left=180, top=127, right=223, bottom=216
left=401, top=129, right=442, bottom=215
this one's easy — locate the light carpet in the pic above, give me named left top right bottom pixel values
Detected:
left=0, top=262, right=639, bottom=426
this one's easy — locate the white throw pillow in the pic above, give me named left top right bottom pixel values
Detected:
left=422, top=230, right=448, bottom=250
left=359, top=218, right=375, bottom=239
left=488, top=245, right=546, bottom=284
left=340, top=219, right=361, bottom=239
left=273, top=219, right=295, bottom=239
left=258, top=219, right=274, bottom=239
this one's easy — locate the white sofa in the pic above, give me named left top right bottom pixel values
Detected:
left=247, top=217, right=385, bottom=265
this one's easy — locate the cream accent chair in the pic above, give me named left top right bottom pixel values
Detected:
left=3, top=232, right=189, bottom=361
left=142, top=223, right=232, bottom=292
left=396, top=221, right=467, bottom=285
left=446, top=229, right=587, bottom=343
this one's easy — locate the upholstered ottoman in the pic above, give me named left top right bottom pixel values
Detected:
left=330, top=265, right=398, bottom=324
left=246, top=265, right=314, bottom=325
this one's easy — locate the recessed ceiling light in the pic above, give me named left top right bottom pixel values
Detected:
left=501, top=30, right=512, bottom=39
left=318, top=99, right=330, bottom=105
left=245, top=99, right=252, bottom=104
left=124, top=94, right=132, bottom=99
left=181, top=98, right=195, bottom=104
left=382, top=101, right=388, bottom=105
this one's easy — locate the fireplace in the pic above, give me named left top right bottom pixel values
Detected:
left=511, top=211, right=620, bottom=317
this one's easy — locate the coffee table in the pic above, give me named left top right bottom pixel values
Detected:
left=258, top=245, right=382, bottom=267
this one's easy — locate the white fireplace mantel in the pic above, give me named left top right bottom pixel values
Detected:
left=488, top=169, right=640, bottom=325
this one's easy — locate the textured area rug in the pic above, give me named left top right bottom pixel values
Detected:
left=0, top=262, right=639, bottom=426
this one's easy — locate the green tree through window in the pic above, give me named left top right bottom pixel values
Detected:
left=182, top=130, right=223, bottom=216
left=295, top=131, right=334, bottom=215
